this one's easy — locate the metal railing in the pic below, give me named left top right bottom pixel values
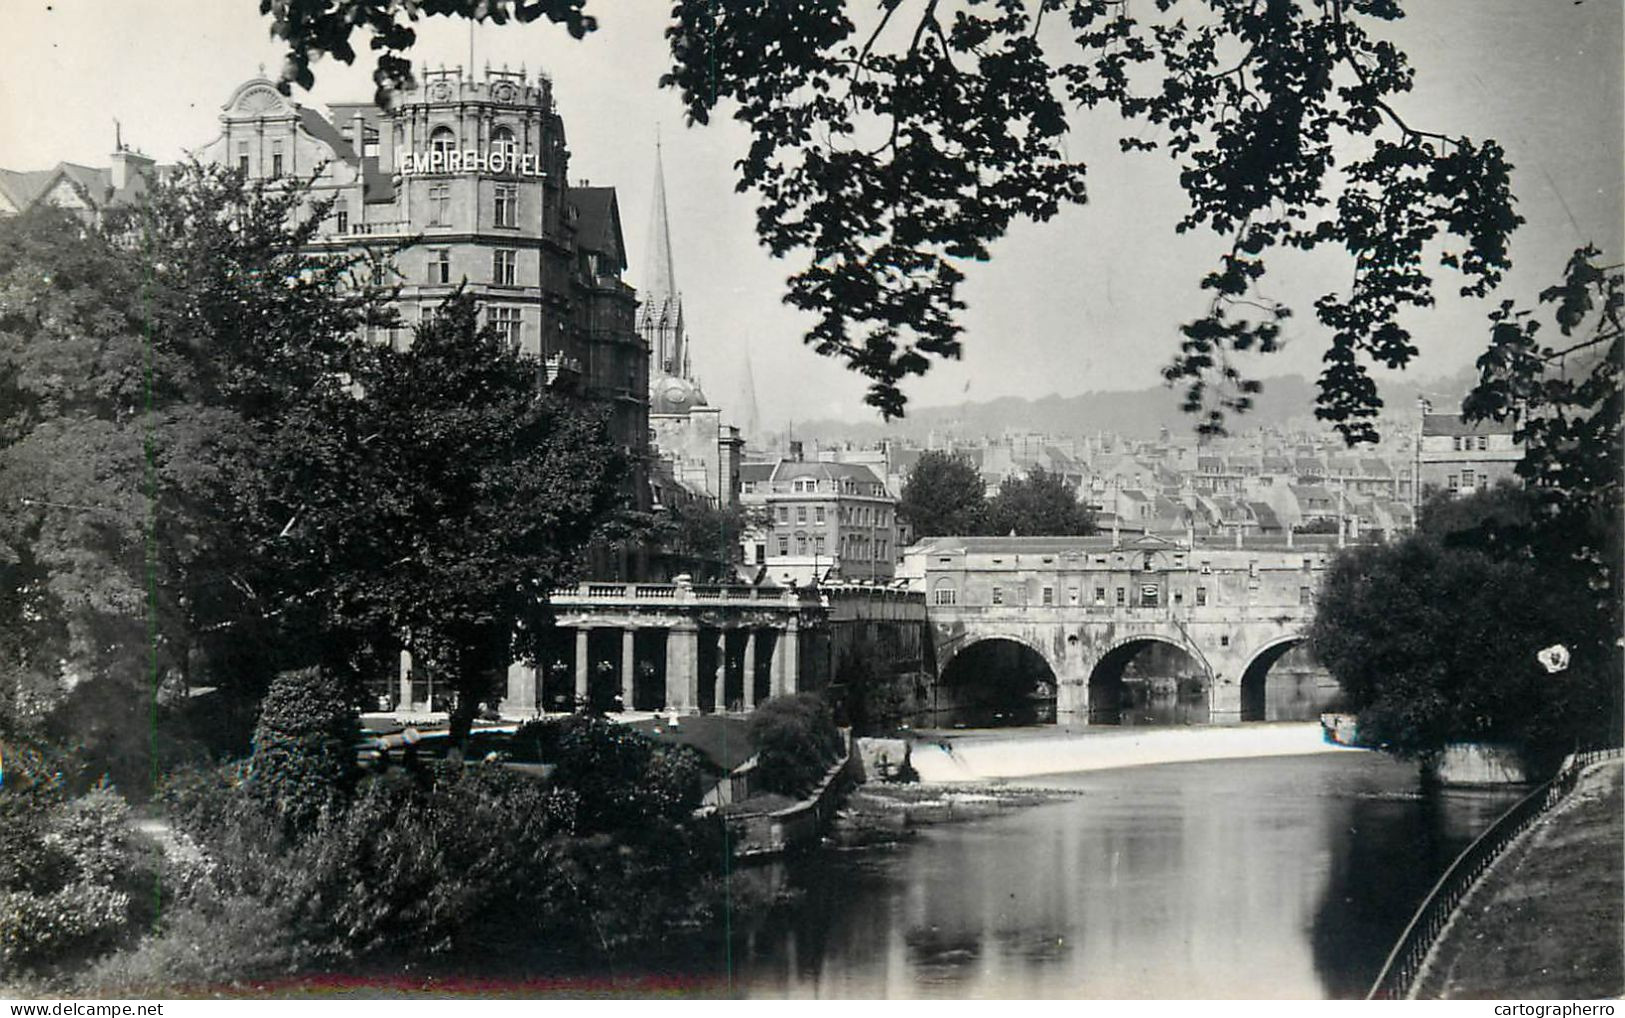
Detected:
left=1366, top=746, right=1623, bottom=1000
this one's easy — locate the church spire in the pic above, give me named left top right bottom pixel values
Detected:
left=638, top=134, right=687, bottom=382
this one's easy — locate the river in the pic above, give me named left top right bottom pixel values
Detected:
left=717, top=751, right=1523, bottom=999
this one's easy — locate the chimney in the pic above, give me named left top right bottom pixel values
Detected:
left=109, top=146, right=154, bottom=193
left=788, top=440, right=804, bottom=463
left=352, top=113, right=368, bottom=162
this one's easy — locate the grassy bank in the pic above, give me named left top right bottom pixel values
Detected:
left=1417, top=761, right=1623, bottom=1000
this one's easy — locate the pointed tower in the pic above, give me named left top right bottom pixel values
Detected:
left=639, top=138, right=688, bottom=384
left=736, top=341, right=762, bottom=442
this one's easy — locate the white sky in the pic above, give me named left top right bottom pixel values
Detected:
left=2, top=0, right=1620, bottom=431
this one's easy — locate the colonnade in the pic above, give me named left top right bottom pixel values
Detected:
left=478, top=618, right=801, bottom=716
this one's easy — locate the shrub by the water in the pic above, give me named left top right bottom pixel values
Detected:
left=749, top=693, right=844, bottom=797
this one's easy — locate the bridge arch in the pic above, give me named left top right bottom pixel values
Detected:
left=1238, top=633, right=1338, bottom=722
left=1088, top=633, right=1211, bottom=725
left=936, top=634, right=1059, bottom=726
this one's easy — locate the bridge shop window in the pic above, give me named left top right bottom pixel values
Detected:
left=933, top=584, right=957, bottom=606
left=991, top=586, right=1004, bottom=605
left=1042, top=586, right=1054, bottom=606
left=1299, top=586, right=1312, bottom=605
left=1114, top=587, right=1125, bottom=606
left=1140, top=584, right=1159, bottom=607
left=1195, top=586, right=1208, bottom=606
left=1068, top=587, right=1080, bottom=605
left=1094, top=587, right=1106, bottom=604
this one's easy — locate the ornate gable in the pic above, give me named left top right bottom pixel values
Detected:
left=221, top=79, right=297, bottom=120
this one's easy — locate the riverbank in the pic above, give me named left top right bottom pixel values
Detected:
left=1415, top=760, right=1623, bottom=1000
left=866, top=720, right=1362, bottom=783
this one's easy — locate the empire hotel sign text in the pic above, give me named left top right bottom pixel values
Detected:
left=398, top=147, right=547, bottom=177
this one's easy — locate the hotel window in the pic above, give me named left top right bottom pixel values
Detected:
left=490, top=126, right=518, bottom=164
left=1477, top=435, right=1488, bottom=451
left=335, top=206, right=349, bottom=235
left=1452, top=437, right=1463, bottom=451
left=796, top=536, right=808, bottom=555
left=777, top=506, right=788, bottom=523
left=1068, top=587, right=1080, bottom=605
left=796, top=506, right=807, bottom=524
left=489, top=306, right=522, bottom=348
left=427, top=249, right=451, bottom=285
left=493, top=249, right=517, bottom=286
left=1461, top=468, right=1475, bottom=488
left=428, top=183, right=451, bottom=225
left=815, top=536, right=825, bottom=554
left=778, top=537, right=788, bottom=555
left=1300, top=586, right=1313, bottom=605
left=494, top=184, right=518, bottom=228
left=814, top=506, right=825, bottom=524
left=271, top=141, right=284, bottom=178
left=1094, top=587, right=1106, bottom=604
left=236, top=141, right=249, bottom=175
left=430, top=126, right=456, bottom=162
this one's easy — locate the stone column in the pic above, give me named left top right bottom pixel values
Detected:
left=620, top=628, right=636, bottom=712
left=742, top=630, right=759, bottom=710
left=574, top=627, right=590, bottom=708
left=770, top=627, right=787, bottom=699
left=709, top=629, right=726, bottom=713
left=782, top=618, right=801, bottom=695
left=1210, top=674, right=1242, bottom=724
left=398, top=649, right=413, bottom=711
left=666, top=623, right=699, bottom=711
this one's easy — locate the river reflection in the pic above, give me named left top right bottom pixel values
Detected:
left=727, top=752, right=1522, bottom=999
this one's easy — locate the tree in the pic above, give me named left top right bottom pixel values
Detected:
left=262, top=1, right=1521, bottom=441
left=281, top=292, right=629, bottom=745
left=0, top=167, right=390, bottom=783
left=984, top=466, right=1095, bottom=536
left=898, top=449, right=986, bottom=537
left=653, top=499, right=762, bottom=581
left=748, top=693, right=845, bottom=797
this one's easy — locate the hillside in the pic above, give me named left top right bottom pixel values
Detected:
left=782, top=369, right=1481, bottom=445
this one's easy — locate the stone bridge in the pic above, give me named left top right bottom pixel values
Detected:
left=909, top=534, right=1346, bottom=723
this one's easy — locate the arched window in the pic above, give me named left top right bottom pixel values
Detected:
left=932, top=579, right=957, bottom=606
left=429, top=126, right=456, bottom=161
left=490, top=125, right=518, bottom=164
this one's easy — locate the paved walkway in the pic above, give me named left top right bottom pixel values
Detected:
left=1418, top=760, right=1623, bottom=1000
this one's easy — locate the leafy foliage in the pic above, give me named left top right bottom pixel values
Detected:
left=653, top=500, right=763, bottom=581
left=984, top=465, right=1095, bottom=536
left=898, top=449, right=987, bottom=537
left=273, top=292, right=627, bottom=745
left=749, top=693, right=845, bottom=797
left=1462, top=247, right=1623, bottom=619
left=245, top=667, right=360, bottom=837
left=0, top=785, right=157, bottom=974
left=1310, top=486, right=1620, bottom=765
left=259, top=1, right=1523, bottom=440
left=0, top=167, right=390, bottom=775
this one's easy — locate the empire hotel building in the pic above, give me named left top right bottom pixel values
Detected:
left=4, top=64, right=651, bottom=504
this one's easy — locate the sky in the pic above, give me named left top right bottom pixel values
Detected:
left=2, top=0, right=1620, bottom=432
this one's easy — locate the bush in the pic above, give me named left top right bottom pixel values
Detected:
left=245, top=667, right=359, bottom=837
left=0, top=785, right=154, bottom=974
left=749, top=694, right=843, bottom=797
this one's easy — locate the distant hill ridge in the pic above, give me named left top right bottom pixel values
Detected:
left=786, top=369, right=1479, bottom=444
